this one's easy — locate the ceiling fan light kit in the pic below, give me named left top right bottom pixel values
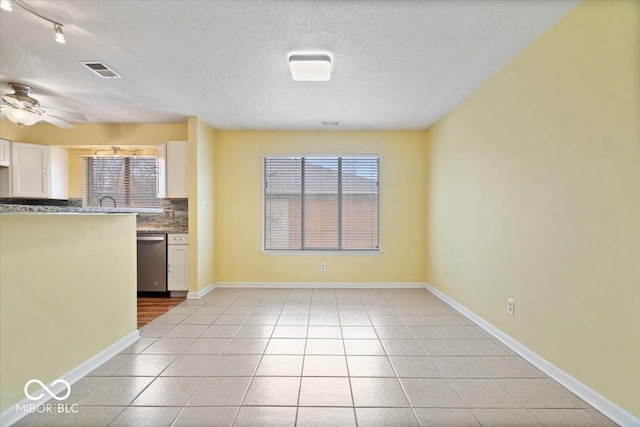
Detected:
left=1, top=83, right=87, bottom=129
left=2, top=108, right=40, bottom=126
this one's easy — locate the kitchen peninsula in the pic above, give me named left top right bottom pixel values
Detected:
left=0, top=212, right=140, bottom=412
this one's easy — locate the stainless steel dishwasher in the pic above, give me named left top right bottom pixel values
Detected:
left=137, top=233, right=167, bottom=292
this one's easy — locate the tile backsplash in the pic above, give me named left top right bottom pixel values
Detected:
left=136, top=198, right=188, bottom=230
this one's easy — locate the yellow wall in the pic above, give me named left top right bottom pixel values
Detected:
left=11, top=122, right=186, bottom=146
left=0, top=213, right=137, bottom=412
left=0, top=119, right=23, bottom=141
left=424, top=0, right=639, bottom=417
left=214, top=131, right=427, bottom=284
left=187, top=117, right=217, bottom=292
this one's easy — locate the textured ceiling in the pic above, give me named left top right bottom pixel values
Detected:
left=0, top=0, right=578, bottom=130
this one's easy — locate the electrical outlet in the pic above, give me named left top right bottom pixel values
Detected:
left=507, top=298, right=515, bottom=316
left=320, top=262, right=327, bottom=271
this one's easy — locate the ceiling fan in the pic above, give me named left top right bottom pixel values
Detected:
left=1, top=83, right=87, bottom=129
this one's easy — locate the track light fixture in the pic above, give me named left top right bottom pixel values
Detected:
left=77, top=148, right=151, bottom=159
left=54, top=24, right=65, bottom=44
left=1, top=0, right=68, bottom=44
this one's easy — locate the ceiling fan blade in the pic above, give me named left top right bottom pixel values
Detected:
left=1, top=95, right=23, bottom=108
left=41, top=114, right=74, bottom=129
left=40, top=108, right=87, bottom=122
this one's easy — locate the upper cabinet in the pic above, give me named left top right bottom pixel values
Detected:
left=157, top=141, right=187, bottom=198
left=0, top=139, right=10, bottom=167
left=0, top=142, right=68, bottom=199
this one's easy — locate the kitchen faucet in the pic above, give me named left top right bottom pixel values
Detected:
left=99, top=196, right=116, bottom=208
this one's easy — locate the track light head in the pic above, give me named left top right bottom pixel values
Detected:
left=54, top=24, right=65, bottom=44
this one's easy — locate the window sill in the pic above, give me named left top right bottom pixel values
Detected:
left=261, top=249, right=383, bottom=256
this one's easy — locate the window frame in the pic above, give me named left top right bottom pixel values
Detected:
left=262, top=154, right=381, bottom=254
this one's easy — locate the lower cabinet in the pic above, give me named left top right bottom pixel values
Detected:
left=167, top=234, right=188, bottom=291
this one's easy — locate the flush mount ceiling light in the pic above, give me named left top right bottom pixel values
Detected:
left=288, top=54, right=332, bottom=82
left=1, top=0, right=67, bottom=44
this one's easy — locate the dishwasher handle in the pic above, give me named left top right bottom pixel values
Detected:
left=137, top=236, right=166, bottom=241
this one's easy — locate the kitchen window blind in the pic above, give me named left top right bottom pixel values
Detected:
left=264, top=156, right=379, bottom=251
left=83, top=157, right=160, bottom=207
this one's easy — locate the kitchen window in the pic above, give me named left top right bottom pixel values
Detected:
left=264, top=156, right=379, bottom=251
left=83, top=157, right=160, bottom=207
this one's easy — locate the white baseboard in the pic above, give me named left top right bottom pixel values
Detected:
left=187, top=283, right=215, bottom=299
left=425, top=283, right=639, bottom=427
left=215, top=282, right=428, bottom=289
left=1, top=330, right=139, bottom=427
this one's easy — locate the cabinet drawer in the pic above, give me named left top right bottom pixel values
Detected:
left=168, top=234, right=188, bottom=244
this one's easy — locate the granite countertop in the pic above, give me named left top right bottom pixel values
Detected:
left=0, top=204, right=163, bottom=214
left=137, top=227, right=188, bottom=234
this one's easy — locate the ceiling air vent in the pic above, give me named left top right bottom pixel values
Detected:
left=321, top=121, right=340, bottom=126
left=80, top=61, right=121, bottom=78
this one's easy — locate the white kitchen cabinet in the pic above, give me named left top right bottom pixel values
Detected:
left=0, top=142, right=68, bottom=199
left=157, top=141, right=187, bottom=198
left=0, top=139, right=10, bottom=167
left=167, top=234, right=188, bottom=291
left=12, top=142, right=49, bottom=198
left=48, top=145, right=69, bottom=200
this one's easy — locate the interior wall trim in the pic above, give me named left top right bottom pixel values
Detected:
left=425, top=283, right=639, bottom=427
left=0, top=330, right=140, bottom=427
left=186, top=283, right=215, bottom=299
left=215, top=282, right=428, bottom=289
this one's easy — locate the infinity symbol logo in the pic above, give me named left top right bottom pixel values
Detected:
left=24, top=379, right=71, bottom=401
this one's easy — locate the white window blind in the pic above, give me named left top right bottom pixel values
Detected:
left=264, top=156, right=379, bottom=251
left=83, top=157, right=160, bottom=207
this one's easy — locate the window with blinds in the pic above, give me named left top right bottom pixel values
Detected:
left=264, top=156, right=379, bottom=251
left=83, top=157, right=160, bottom=207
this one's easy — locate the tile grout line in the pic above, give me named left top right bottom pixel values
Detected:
left=293, top=289, right=314, bottom=427
left=383, top=291, right=478, bottom=426
left=169, top=291, right=244, bottom=427
left=380, top=289, right=427, bottom=427
left=339, top=288, right=359, bottom=427
left=231, top=288, right=290, bottom=426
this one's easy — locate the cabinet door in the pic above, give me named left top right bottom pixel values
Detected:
left=165, top=141, right=188, bottom=198
left=167, top=245, right=188, bottom=291
left=157, top=141, right=187, bottom=199
left=156, top=142, right=167, bottom=198
left=0, top=139, right=10, bottom=167
left=12, top=142, right=49, bottom=198
left=49, top=146, right=69, bottom=200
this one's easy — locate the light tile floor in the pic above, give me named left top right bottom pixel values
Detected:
left=15, top=288, right=618, bottom=426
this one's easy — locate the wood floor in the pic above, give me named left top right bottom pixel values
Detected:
left=137, top=296, right=185, bottom=328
